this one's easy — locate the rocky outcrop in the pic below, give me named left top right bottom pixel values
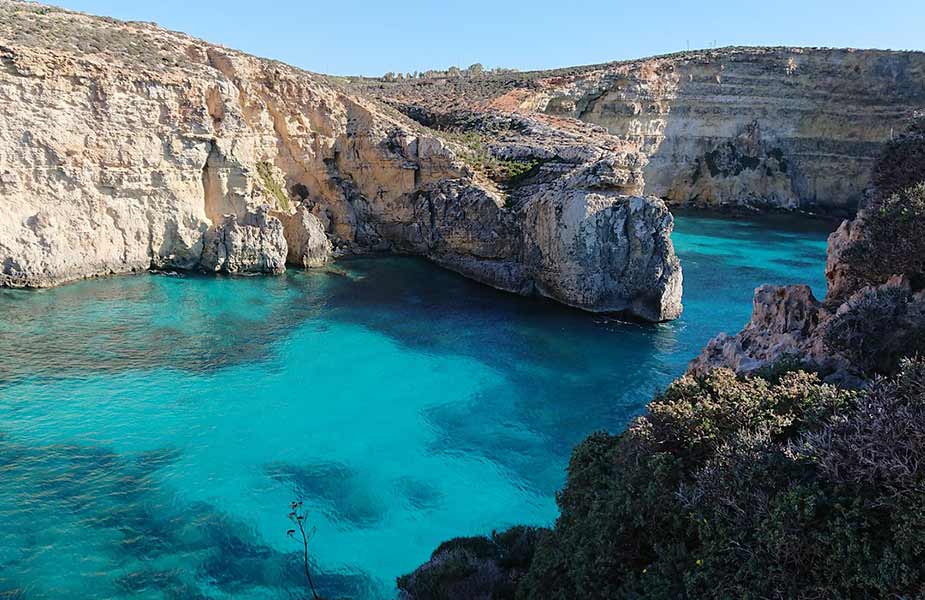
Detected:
left=276, top=206, right=332, bottom=268
left=824, top=217, right=865, bottom=302
left=200, top=207, right=287, bottom=274
left=522, top=190, right=681, bottom=321
left=690, top=284, right=824, bottom=375
left=690, top=215, right=925, bottom=381
left=368, top=47, right=925, bottom=214
left=0, top=1, right=681, bottom=321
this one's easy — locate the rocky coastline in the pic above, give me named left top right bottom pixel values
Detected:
left=0, top=0, right=682, bottom=321
left=397, top=116, right=925, bottom=600
left=3, top=2, right=925, bottom=322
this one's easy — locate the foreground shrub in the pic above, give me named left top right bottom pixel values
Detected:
left=517, top=369, right=858, bottom=599
left=872, top=117, right=925, bottom=200
left=517, top=363, right=925, bottom=599
left=822, top=279, right=925, bottom=375
left=842, top=183, right=925, bottom=291
left=397, top=526, right=540, bottom=599
left=402, top=359, right=925, bottom=599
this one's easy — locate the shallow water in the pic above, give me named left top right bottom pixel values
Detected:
left=0, top=212, right=833, bottom=599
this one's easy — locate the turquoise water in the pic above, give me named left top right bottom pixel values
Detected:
left=0, top=212, right=833, bottom=599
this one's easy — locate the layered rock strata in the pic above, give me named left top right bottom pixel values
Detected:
left=366, top=47, right=925, bottom=214
left=0, top=1, right=681, bottom=321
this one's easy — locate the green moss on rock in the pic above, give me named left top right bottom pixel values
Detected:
left=256, top=161, right=290, bottom=211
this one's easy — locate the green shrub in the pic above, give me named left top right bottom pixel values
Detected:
left=842, top=183, right=925, bottom=291
left=443, top=131, right=541, bottom=192
left=519, top=362, right=925, bottom=600
left=397, top=527, right=540, bottom=600
left=405, top=360, right=925, bottom=599
left=256, top=161, right=290, bottom=211
left=822, top=280, right=925, bottom=376
left=872, top=117, right=925, bottom=200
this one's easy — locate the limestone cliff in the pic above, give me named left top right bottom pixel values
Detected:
left=367, top=47, right=925, bottom=214
left=0, top=1, right=682, bottom=321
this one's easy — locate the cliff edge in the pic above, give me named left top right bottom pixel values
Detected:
left=361, top=46, right=925, bottom=214
left=0, top=1, right=681, bottom=321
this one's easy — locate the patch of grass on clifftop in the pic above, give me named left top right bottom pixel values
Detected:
left=445, top=131, right=541, bottom=191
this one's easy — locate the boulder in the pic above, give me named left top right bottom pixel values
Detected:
left=200, top=207, right=287, bottom=274
left=523, top=192, right=682, bottom=321
left=276, top=206, right=333, bottom=268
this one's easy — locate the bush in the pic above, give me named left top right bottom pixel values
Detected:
left=822, top=280, right=925, bottom=375
left=397, top=527, right=540, bottom=600
left=842, top=183, right=925, bottom=291
left=444, top=132, right=542, bottom=192
left=406, top=361, right=925, bottom=599
left=794, top=358, right=925, bottom=499
left=522, top=363, right=925, bottom=598
left=517, top=368, right=859, bottom=599
left=872, top=117, right=925, bottom=200
left=256, top=161, right=290, bottom=211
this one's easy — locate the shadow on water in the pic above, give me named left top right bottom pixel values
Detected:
left=0, top=433, right=376, bottom=600
left=266, top=461, right=388, bottom=530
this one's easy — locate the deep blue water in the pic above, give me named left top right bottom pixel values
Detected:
left=0, top=212, right=833, bottom=599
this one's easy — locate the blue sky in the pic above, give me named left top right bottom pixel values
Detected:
left=49, top=0, right=924, bottom=76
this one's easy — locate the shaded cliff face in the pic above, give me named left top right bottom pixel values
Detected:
left=0, top=1, right=682, bottom=321
left=367, top=47, right=925, bottom=214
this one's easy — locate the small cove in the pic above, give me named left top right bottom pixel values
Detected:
left=0, top=211, right=834, bottom=599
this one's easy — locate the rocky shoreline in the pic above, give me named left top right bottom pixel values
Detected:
left=3, top=2, right=924, bottom=322
left=0, top=0, right=682, bottom=321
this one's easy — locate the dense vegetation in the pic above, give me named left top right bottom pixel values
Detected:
left=397, top=527, right=540, bottom=598
left=821, top=119, right=925, bottom=376
left=400, top=362, right=925, bottom=599
left=841, top=182, right=925, bottom=292
left=446, top=131, right=542, bottom=191
left=841, top=118, right=925, bottom=293
left=822, top=276, right=925, bottom=375
left=872, top=118, right=925, bottom=200
left=519, top=363, right=925, bottom=599
left=399, top=119, right=925, bottom=599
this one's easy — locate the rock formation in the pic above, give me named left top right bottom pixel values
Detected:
left=200, top=207, right=287, bottom=274
left=0, top=0, right=681, bottom=321
left=691, top=118, right=925, bottom=379
left=690, top=209, right=925, bottom=382
left=275, top=206, right=332, bottom=268
left=5, top=4, right=922, bottom=320
left=690, top=284, right=825, bottom=375
left=366, top=47, right=925, bottom=214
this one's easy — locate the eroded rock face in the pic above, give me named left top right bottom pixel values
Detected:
left=691, top=214, right=925, bottom=380
left=0, top=1, right=683, bottom=321
left=200, top=208, right=287, bottom=274
left=529, top=50, right=925, bottom=213
left=689, top=284, right=824, bottom=376
left=276, top=206, right=332, bottom=268
left=824, top=217, right=865, bottom=302
left=368, top=47, right=924, bottom=214
left=523, top=192, right=682, bottom=321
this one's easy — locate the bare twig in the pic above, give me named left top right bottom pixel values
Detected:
left=287, top=500, right=320, bottom=600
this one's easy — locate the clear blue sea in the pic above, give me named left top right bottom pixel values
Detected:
left=0, top=212, right=834, bottom=599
